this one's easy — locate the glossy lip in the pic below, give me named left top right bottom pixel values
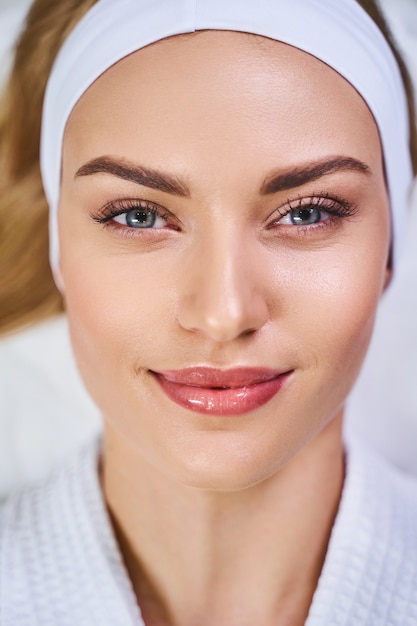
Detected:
left=151, top=367, right=292, bottom=416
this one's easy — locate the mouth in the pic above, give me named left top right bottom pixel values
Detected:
left=150, top=367, right=292, bottom=416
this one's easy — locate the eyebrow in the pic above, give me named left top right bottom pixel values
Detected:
left=260, top=156, right=371, bottom=195
left=75, top=156, right=190, bottom=197
left=75, top=154, right=371, bottom=198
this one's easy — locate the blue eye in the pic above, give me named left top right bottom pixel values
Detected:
left=288, top=207, right=323, bottom=225
left=278, top=206, right=328, bottom=226
left=272, top=193, right=359, bottom=230
left=118, top=209, right=156, bottom=228
left=113, top=208, right=167, bottom=229
left=90, top=198, right=180, bottom=235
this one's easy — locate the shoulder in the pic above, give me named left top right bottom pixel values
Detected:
left=0, top=440, right=141, bottom=626
left=307, top=438, right=417, bottom=626
left=0, top=438, right=100, bottom=551
left=347, top=438, right=417, bottom=550
left=0, top=441, right=97, bottom=623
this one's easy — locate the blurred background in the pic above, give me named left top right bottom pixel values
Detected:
left=0, top=0, right=416, bottom=498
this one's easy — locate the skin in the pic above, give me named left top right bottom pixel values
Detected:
left=58, top=32, right=390, bottom=625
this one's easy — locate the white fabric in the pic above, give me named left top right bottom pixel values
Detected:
left=40, top=0, right=414, bottom=274
left=0, top=316, right=101, bottom=499
left=1, top=437, right=417, bottom=625
left=0, top=440, right=142, bottom=626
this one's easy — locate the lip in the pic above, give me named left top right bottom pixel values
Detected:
left=151, top=367, right=292, bottom=416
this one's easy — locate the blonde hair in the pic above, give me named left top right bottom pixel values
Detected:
left=0, top=0, right=97, bottom=335
left=0, top=0, right=416, bottom=335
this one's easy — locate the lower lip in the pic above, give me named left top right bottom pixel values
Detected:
left=152, top=372, right=291, bottom=416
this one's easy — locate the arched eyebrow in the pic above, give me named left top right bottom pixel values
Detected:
left=260, top=156, right=371, bottom=195
left=75, top=156, right=190, bottom=197
left=75, top=154, right=371, bottom=197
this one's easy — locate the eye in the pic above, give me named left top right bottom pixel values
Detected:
left=268, top=194, right=357, bottom=232
left=90, top=198, right=180, bottom=233
left=113, top=208, right=167, bottom=229
left=277, top=206, right=327, bottom=226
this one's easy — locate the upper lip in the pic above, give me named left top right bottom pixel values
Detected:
left=152, top=367, right=288, bottom=388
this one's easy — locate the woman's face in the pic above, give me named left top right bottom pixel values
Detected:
left=59, top=31, right=390, bottom=490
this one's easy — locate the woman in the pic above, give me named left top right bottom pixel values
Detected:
left=0, top=0, right=416, bottom=624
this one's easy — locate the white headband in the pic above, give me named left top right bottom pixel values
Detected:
left=41, top=0, right=413, bottom=273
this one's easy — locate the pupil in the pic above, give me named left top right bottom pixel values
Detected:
left=291, top=207, right=321, bottom=225
left=126, top=210, right=156, bottom=228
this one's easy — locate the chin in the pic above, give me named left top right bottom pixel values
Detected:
left=152, top=429, right=300, bottom=493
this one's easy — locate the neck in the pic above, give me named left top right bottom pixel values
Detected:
left=103, top=414, right=344, bottom=626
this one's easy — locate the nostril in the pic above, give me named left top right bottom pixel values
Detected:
left=240, top=327, right=259, bottom=338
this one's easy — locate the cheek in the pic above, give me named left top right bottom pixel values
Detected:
left=62, top=255, right=172, bottom=370
left=283, top=240, right=387, bottom=393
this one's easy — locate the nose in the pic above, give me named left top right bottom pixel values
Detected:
left=177, top=232, right=269, bottom=343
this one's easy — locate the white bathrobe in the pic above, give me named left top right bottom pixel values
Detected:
left=1, top=436, right=416, bottom=625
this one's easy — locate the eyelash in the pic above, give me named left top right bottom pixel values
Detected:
left=90, top=193, right=357, bottom=237
left=90, top=198, right=178, bottom=234
left=267, top=194, right=358, bottom=232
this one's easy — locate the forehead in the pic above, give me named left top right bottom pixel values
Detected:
left=64, top=30, right=381, bottom=173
